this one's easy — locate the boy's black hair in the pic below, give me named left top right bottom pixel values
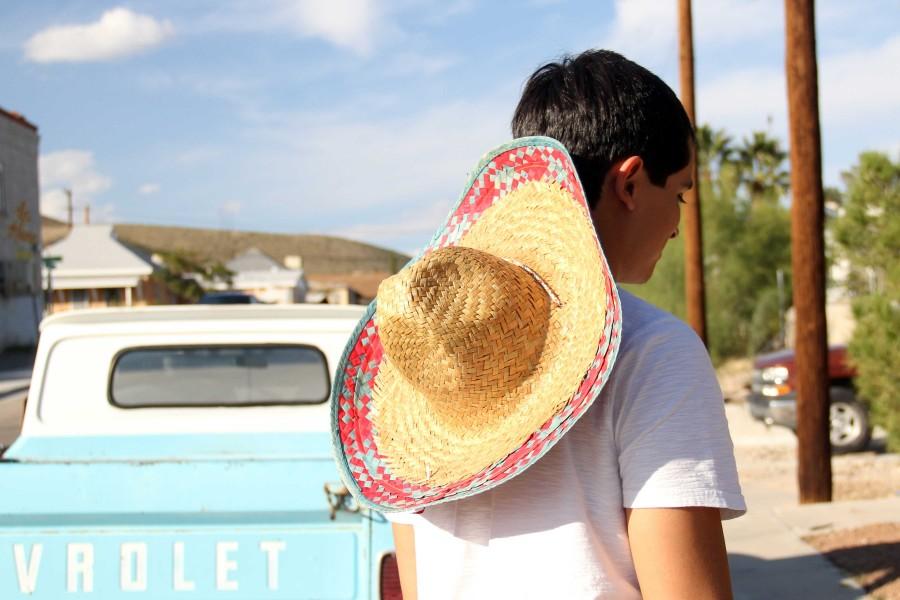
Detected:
left=511, top=49, right=695, bottom=209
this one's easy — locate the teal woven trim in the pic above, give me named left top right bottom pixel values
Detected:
left=329, top=300, right=383, bottom=510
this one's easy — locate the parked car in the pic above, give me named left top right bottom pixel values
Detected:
left=748, top=345, right=871, bottom=453
left=198, top=291, right=263, bottom=304
left=0, top=305, right=400, bottom=599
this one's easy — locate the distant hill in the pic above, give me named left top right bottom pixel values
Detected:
left=41, top=216, right=71, bottom=246
left=114, top=224, right=410, bottom=275
left=41, top=221, right=411, bottom=276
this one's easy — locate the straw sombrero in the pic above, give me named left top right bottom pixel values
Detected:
left=331, top=136, right=621, bottom=512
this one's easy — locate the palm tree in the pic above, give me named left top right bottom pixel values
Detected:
left=696, top=125, right=735, bottom=181
left=736, top=131, right=790, bottom=203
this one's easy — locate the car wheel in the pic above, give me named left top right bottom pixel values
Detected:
left=829, top=388, right=870, bottom=454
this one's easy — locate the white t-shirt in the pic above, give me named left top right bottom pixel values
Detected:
left=388, top=289, right=746, bottom=599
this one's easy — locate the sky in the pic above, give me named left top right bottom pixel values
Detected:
left=1, top=0, right=898, bottom=254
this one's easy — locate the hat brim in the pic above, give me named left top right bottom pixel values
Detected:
left=330, top=136, right=622, bottom=512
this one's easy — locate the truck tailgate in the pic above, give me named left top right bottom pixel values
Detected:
left=0, top=458, right=372, bottom=599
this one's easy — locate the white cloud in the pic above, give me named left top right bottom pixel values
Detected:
left=819, top=35, right=900, bottom=124
left=254, top=98, right=510, bottom=210
left=39, top=150, right=113, bottom=221
left=138, top=183, right=160, bottom=195
left=694, top=0, right=780, bottom=46
left=697, top=34, right=900, bottom=186
left=40, top=150, right=111, bottom=193
left=205, top=0, right=383, bottom=56
left=601, top=0, right=782, bottom=66
left=280, top=0, right=380, bottom=55
left=385, top=52, right=458, bottom=77
left=235, top=94, right=513, bottom=250
left=24, top=8, right=174, bottom=63
left=699, top=66, right=786, bottom=131
left=220, top=201, right=241, bottom=217
left=333, top=201, right=452, bottom=251
left=699, top=34, right=900, bottom=132
left=172, top=145, right=224, bottom=166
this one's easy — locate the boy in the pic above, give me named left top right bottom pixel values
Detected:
left=390, top=50, right=745, bottom=599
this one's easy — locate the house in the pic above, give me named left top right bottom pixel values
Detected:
left=39, top=221, right=408, bottom=307
left=205, top=247, right=308, bottom=304
left=42, top=224, right=174, bottom=312
left=0, top=107, right=42, bottom=351
left=305, top=271, right=391, bottom=305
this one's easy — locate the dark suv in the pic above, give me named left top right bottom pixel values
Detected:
left=748, top=345, right=871, bottom=453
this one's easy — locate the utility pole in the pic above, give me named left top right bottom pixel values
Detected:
left=678, top=0, right=707, bottom=344
left=65, top=188, right=73, bottom=228
left=785, top=0, right=832, bottom=503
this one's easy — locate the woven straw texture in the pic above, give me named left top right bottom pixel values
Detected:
left=331, top=137, right=622, bottom=512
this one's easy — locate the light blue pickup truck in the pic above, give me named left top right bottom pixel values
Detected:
left=0, top=305, right=400, bottom=599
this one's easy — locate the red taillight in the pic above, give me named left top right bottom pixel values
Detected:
left=380, top=553, right=403, bottom=600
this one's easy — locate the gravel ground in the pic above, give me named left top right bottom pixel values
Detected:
left=804, top=523, right=900, bottom=600
left=734, top=444, right=900, bottom=501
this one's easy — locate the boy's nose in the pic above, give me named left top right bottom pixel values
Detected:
left=670, top=227, right=679, bottom=239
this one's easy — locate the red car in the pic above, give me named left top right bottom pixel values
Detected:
left=748, top=345, right=871, bottom=453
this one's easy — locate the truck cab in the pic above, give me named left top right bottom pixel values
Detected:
left=748, top=344, right=870, bottom=453
left=0, top=305, right=399, bottom=599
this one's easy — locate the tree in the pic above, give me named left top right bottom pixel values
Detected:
left=736, top=131, right=790, bottom=204
left=152, top=250, right=234, bottom=303
left=696, top=125, right=735, bottom=182
left=831, top=151, right=900, bottom=450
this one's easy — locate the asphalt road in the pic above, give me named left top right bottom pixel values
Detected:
left=0, top=391, right=25, bottom=448
left=0, top=349, right=34, bottom=449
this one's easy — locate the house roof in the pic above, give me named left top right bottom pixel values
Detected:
left=0, top=107, right=37, bottom=132
left=226, top=247, right=285, bottom=273
left=43, top=225, right=153, bottom=288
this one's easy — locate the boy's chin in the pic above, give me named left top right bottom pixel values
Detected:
left=618, top=265, right=656, bottom=285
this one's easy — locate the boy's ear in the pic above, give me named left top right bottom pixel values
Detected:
left=612, top=156, right=643, bottom=211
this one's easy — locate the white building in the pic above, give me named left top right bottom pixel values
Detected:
left=0, top=108, right=42, bottom=350
left=210, top=247, right=308, bottom=304
left=42, top=225, right=170, bottom=311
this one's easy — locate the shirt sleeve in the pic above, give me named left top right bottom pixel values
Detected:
left=382, top=510, right=424, bottom=525
left=613, top=319, right=746, bottom=520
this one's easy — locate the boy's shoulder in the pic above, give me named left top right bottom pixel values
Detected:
left=610, top=288, right=714, bottom=387
left=616, top=288, right=703, bottom=352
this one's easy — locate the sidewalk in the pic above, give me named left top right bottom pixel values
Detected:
left=724, top=402, right=897, bottom=599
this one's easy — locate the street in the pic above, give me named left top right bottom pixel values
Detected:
left=0, top=349, right=31, bottom=448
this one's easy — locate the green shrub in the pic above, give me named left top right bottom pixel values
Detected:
left=831, top=152, right=900, bottom=449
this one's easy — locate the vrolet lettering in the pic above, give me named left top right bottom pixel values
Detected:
left=259, top=540, right=286, bottom=591
left=173, top=541, right=196, bottom=591
left=67, top=543, right=94, bottom=593
left=120, top=542, right=148, bottom=592
left=13, top=543, right=42, bottom=594
left=216, top=541, right=239, bottom=591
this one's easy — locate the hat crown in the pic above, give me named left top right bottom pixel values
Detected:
left=377, top=246, right=552, bottom=402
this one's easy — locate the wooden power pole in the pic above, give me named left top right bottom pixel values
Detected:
left=678, top=0, right=708, bottom=345
left=785, top=0, right=832, bottom=503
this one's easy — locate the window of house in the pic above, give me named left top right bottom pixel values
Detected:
left=71, top=290, right=89, bottom=308
left=110, top=345, right=330, bottom=407
left=104, top=288, right=123, bottom=306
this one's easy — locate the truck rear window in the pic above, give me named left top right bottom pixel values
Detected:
left=110, top=345, right=330, bottom=407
